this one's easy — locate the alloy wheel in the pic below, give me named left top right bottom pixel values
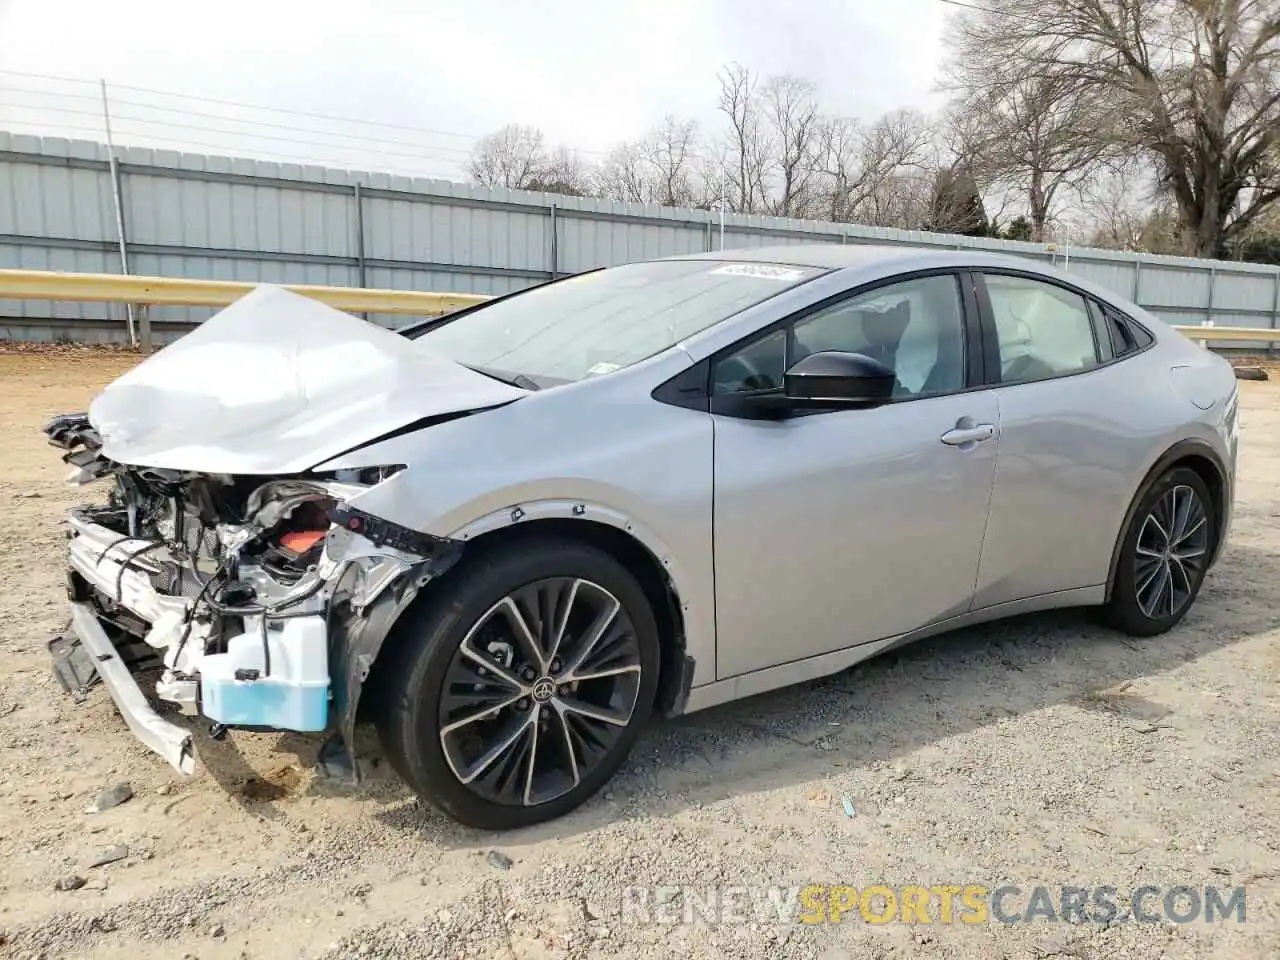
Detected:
left=1134, top=483, right=1210, bottom=619
left=437, top=577, right=643, bottom=806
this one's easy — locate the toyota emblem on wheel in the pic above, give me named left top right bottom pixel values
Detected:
left=531, top=677, right=556, bottom=702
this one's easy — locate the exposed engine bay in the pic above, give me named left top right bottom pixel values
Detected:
left=45, top=411, right=462, bottom=775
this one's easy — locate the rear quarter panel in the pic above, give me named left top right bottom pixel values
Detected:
left=973, top=329, right=1235, bottom=609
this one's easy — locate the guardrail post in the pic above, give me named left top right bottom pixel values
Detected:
left=354, top=182, right=368, bottom=321
left=1206, top=264, right=1216, bottom=327
left=354, top=182, right=367, bottom=290
left=101, top=81, right=137, bottom=348
left=1270, top=270, right=1279, bottom=358
left=136, top=303, right=152, bottom=355
left=549, top=203, right=559, bottom=280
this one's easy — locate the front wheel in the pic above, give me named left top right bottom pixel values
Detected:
left=376, top=538, right=660, bottom=830
left=1101, top=466, right=1217, bottom=637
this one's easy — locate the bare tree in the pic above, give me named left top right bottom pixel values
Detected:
left=529, top=147, right=594, bottom=196
left=466, top=124, right=549, bottom=190
left=643, top=115, right=701, bottom=207
left=597, top=142, right=648, bottom=203
left=814, top=110, right=935, bottom=223
left=690, top=148, right=731, bottom=211
left=813, top=116, right=864, bottom=221
left=948, top=0, right=1280, bottom=257
left=945, top=62, right=1113, bottom=241
left=1077, top=158, right=1159, bottom=249
left=596, top=116, right=702, bottom=206
left=864, top=170, right=936, bottom=229
left=759, top=75, right=821, bottom=216
left=717, top=63, right=769, bottom=212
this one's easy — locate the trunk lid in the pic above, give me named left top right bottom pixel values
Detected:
left=88, top=285, right=524, bottom=474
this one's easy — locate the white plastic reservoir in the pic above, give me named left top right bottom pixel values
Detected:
left=200, top=615, right=330, bottom=731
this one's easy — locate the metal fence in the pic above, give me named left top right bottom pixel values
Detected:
left=3, top=131, right=1280, bottom=347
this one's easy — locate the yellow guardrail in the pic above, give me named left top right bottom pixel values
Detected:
left=1, top=267, right=1278, bottom=351
left=1180, top=324, right=1280, bottom=342
left=0, top=268, right=492, bottom=353
left=0, top=268, right=490, bottom=313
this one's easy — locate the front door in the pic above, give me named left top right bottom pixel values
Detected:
left=709, top=272, right=1000, bottom=679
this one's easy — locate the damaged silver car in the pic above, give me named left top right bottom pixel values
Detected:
left=47, top=245, right=1237, bottom=829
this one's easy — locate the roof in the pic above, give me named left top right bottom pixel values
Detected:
left=670, top=243, right=934, bottom=270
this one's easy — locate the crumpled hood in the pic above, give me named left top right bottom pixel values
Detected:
left=88, top=285, right=524, bottom=474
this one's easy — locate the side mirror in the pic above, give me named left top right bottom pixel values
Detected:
left=783, top=350, right=896, bottom=406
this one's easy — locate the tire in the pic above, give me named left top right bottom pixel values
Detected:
left=375, top=537, right=660, bottom=830
left=1101, top=466, right=1217, bottom=637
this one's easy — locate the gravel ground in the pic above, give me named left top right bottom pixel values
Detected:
left=0, top=348, right=1277, bottom=960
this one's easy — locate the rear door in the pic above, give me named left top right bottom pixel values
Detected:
left=970, top=270, right=1165, bottom=607
left=710, top=271, right=1002, bottom=678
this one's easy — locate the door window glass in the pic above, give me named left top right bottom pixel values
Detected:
left=984, top=274, right=1099, bottom=383
left=712, top=274, right=967, bottom=398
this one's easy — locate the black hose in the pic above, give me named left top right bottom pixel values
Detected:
left=112, top=541, right=166, bottom=602
left=206, top=571, right=326, bottom=682
left=95, top=534, right=132, bottom=565
left=258, top=611, right=272, bottom=679
left=170, top=557, right=230, bottom=672
left=205, top=572, right=327, bottom=617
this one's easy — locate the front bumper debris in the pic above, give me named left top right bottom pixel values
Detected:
left=64, top=602, right=195, bottom=774
left=46, top=406, right=471, bottom=778
left=55, top=496, right=462, bottom=778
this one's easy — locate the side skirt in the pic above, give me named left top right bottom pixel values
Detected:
left=679, top=585, right=1105, bottom=715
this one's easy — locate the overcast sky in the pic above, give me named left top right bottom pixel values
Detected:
left=0, top=0, right=950, bottom=180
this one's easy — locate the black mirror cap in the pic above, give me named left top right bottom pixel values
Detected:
left=784, top=350, right=895, bottom=404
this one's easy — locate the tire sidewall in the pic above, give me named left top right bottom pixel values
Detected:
left=1111, top=466, right=1216, bottom=633
left=388, top=539, right=660, bottom=829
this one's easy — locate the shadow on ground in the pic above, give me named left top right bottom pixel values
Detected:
left=369, top=539, right=1280, bottom=847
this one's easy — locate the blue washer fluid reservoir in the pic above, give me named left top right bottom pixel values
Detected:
left=200, top=616, right=330, bottom=731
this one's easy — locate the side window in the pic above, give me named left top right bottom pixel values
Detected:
left=712, top=274, right=967, bottom=398
left=1102, top=305, right=1154, bottom=356
left=711, top=328, right=786, bottom=394
left=1105, top=308, right=1138, bottom=356
left=984, top=274, right=1099, bottom=383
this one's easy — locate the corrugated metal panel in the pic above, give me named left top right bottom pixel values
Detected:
left=1141, top=263, right=1210, bottom=309
left=2, top=132, right=1280, bottom=345
left=1213, top=268, right=1274, bottom=312
left=1069, top=259, right=1136, bottom=298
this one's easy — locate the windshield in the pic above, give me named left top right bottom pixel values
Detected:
left=407, top=258, right=825, bottom=388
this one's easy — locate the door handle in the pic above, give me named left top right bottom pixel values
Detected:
left=940, top=423, right=995, bottom=446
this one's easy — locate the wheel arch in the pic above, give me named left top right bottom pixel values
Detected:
left=1104, top=438, right=1229, bottom=601
left=364, top=510, right=696, bottom=723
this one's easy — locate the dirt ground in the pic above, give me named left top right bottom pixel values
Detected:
left=0, top=347, right=1278, bottom=960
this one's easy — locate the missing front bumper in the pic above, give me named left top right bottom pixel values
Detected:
left=55, top=501, right=462, bottom=778
left=63, top=602, right=195, bottom=775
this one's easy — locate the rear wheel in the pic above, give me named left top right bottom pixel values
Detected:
left=376, top=538, right=659, bottom=830
left=1102, top=466, right=1216, bottom=637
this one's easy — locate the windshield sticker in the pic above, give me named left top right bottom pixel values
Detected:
left=586, top=361, right=623, bottom=377
left=708, top=263, right=807, bottom=282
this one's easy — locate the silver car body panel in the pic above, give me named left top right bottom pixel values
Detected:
left=58, top=245, right=1239, bottom=758
left=317, top=246, right=1237, bottom=702
left=682, top=584, right=1106, bottom=713
left=711, top=388, right=1001, bottom=677
left=974, top=357, right=1225, bottom=609
left=313, top=345, right=719, bottom=684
